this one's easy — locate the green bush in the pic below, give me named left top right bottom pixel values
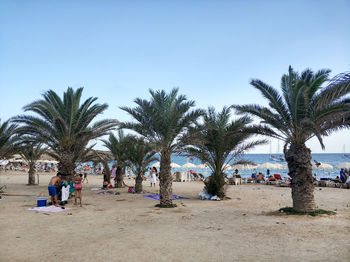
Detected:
left=204, top=172, right=226, bottom=198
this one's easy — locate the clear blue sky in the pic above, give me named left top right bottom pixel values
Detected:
left=1, top=0, right=349, bottom=153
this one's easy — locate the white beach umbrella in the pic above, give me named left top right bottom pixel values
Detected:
left=182, top=162, right=197, bottom=168
left=257, top=162, right=279, bottom=169
left=170, top=163, right=181, bottom=168
left=197, top=163, right=209, bottom=169
left=231, top=164, right=256, bottom=170
left=152, top=162, right=161, bottom=168
left=273, top=163, right=286, bottom=169
left=312, top=162, right=333, bottom=169
left=0, top=160, right=9, bottom=166
left=336, top=162, right=350, bottom=169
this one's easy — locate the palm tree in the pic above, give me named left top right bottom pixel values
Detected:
left=234, top=66, right=350, bottom=212
left=19, top=143, right=47, bottom=185
left=120, top=88, right=203, bottom=207
left=0, top=119, right=18, bottom=159
left=183, top=107, right=266, bottom=198
left=92, top=150, right=113, bottom=183
left=102, top=130, right=133, bottom=187
left=124, top=137, right=158, bottom=193
left=14, top=87, right=118, bottom=180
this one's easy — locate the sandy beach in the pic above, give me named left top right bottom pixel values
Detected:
left=0, top=171, right=349, bottom=262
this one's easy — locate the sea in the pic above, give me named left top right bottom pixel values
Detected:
left=98, top=153, right=349, bottom=180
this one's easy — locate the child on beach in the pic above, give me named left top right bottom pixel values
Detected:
left=74, top=174, right=83, bottom=206
left=149, top=167, right=157, bottom=187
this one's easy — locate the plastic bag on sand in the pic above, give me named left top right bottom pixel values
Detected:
left=199, top=190, right=212, bottom=200
left=211, top=195, right=221, bottom=201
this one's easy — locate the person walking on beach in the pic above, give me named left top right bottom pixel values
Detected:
left=149, top=167, right=157, bottom=187
left=48, top=173, right=62, bottom=206
left=82, top=164, right=89, bottom=183
left=74, top=174, right=83, bottom=206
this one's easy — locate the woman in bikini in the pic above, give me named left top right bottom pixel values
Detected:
left=74, top=174, right=83, bottom=206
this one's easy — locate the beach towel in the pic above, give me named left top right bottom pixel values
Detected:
left=28, top=205, right=70, bottom=213
left=97, top=190, right=116, bottom=195
left=143, top=194, right=189, bottom=200
left=91, top=187, right=104, bottom=191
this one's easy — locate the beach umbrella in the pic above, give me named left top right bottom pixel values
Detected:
left=257, top=162, right=279, bottom=169
left=336, top=162, right=350, bottom=169
left=0, top=160, right=9, bottom=166
left=170, top=163, right=181, bottom=168
left=231, top=164, right=257, bottom=170
left=312, top=162, right=333, bottom=169
left=152, top=162, right=161, bottom=168
left=182, top=162, right=197, bottom=168
left=197, top=163, right=208, bottom=169
left=273, top=163, right=286, bottom=169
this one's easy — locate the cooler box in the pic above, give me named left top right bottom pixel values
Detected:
left=37, top=198, right=47, bottom=207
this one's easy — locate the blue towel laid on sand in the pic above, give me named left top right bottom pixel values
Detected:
left=143, top=194, right=189, bottom=200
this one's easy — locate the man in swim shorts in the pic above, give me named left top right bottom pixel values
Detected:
left=48, top=173, right=62, bottom=206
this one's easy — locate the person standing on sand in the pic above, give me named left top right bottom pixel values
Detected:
left=48, top=173, right=62, bottom=206
left=149, top=167, right=157, bottom=187
left=82, top=164, right=89, bottom=183
left=74, top=174, right=83, bottom=206
left=340, top=168, right=346, bottom=183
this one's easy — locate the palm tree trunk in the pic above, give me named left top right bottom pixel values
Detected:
left=159, top=150, right=174, bottom=207
left=58, top=151, right=75, bottom=181
left=102, top=160, right=111, bottom=183
left=135, top=173, right=143, bottom=193
left=285, top=144, right=315, bottom=212
left=115, top=166, right=124, bottom=188
left=28, top=163, right=35, bottom=185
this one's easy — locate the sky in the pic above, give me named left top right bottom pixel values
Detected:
left=0, top=0, right=349, bottom=153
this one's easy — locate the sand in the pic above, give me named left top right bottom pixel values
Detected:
left=0, top=171, right=349, bottom=262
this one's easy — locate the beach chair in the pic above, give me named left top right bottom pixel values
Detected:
left=228, top=175, right=242, bottom=185
left=274, top=174, right=282, bottom=180
left=247, top=177, right=256, bottom=183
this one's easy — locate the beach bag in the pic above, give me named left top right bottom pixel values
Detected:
left=128, top=187, right=135, bottom=193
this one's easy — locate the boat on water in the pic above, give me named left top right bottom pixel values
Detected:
left=270, top=154, right=285, bottom=162
left=269, top=140, right=285, bottom=162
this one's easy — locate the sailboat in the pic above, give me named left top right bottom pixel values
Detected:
left=269, top=140, right=285, bottom=162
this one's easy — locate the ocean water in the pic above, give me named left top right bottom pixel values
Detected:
left=166, top=153, right=349, bottom=179
left=97, top=153, right=348, bottom=179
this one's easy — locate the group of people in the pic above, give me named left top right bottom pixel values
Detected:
left=48, top=172, right=83, bottom=207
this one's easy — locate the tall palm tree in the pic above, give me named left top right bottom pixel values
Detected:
left=183, top=107, right=266, bottom=198
left=14, top=87, right=118, bottom=180
left=102, top=130, right=133, bottom=187
left=0, top=119, right=18, bottom=159
left=19, top=143, right=47, bottom=185
left=124, top=137, right=158, bottom=193
left=234, top=66, right=350, bottom=212
left=120, top=88, right=203, bottom=207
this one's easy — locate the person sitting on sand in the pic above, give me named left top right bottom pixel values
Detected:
left=257, top=172, right=265, bottom=182
left=74, top=174, right=83, bottom=207
left=48, top=172, right=62, bottom=206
